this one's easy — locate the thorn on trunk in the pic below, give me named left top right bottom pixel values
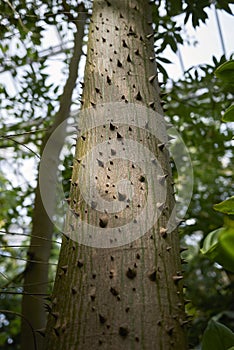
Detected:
left=148, top=74, right=157, bottom=83
left=146, top=32, right=154, bottom=39
left=172, top=275, right=183, bottom=284
left=119, top=325, right=129, bottom=337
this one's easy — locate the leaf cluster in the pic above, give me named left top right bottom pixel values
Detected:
left=163, top=55, right=234, bottom=347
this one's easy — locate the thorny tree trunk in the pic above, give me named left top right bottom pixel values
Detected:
left=20, top=5, right=86, bottom=350
left=44, top=0, right=188, bottom=349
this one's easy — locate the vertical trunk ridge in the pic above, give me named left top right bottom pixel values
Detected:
left=44, top=1, right=187, bottom=349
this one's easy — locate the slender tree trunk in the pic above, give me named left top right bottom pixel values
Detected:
left=44, top=1, right=188, bottom=349
left=20, top=5, right=86, bottom=350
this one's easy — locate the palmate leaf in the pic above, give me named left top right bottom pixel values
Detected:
left=216, top=0, right=234, bottom=15
left=165, top=0, right=183, bottom=16
left=202, top=319, right=234, bottom=350
left=184, top=0, right=210, bottom=28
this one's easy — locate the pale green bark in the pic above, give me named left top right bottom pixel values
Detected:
left=44, top=1, right=188, bottom=349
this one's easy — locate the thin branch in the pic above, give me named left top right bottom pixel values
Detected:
left=0, top=128, right=48, bottom=139
left=1, top=270, right=24, bottom=288
left=0, top=271, right=11, bottom=281
left=4, top=0, right=29, bottom=33
left=4, top=280, right=55, bottom=288
left=0, top=309, right=37, bottom=350
left=0, top=254, right=57, bottom=265
left=1, top=136, right=40, bottom=159
left=0, top=245, right=42, bottom=248
left=0, top=291, right=49, bottom=296
left=0, top=230, right=61, bottom=244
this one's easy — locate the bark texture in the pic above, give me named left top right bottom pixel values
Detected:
left=44, top=1, right=188, bottom=349
left=20, top=5, right=86, bottom=350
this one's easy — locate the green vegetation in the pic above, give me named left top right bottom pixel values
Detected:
left=0, top=1, right=233, bottom=349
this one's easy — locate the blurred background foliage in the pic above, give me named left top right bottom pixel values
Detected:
left=0, top=0, right=233, bottom=349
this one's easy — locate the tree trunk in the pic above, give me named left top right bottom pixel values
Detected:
left=44, top=0, right=188, bottom=349
left=20, top=5, right=86, bottom=350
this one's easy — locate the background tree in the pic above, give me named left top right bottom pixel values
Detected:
left=0, top=1, right=89, bottom=348
left=20, top=4, right=87, bottom=350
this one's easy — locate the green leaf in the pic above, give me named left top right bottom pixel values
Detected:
left=201, top=220, right=234, bottom=272
left=166, top=0, right=183, bottom=16
left=215, top=60, right=234, bottom=92
left=214, top=197, right=234, bottom=215
left=222, top=104, right=234, bottom=122
left=184, top=1, right=210, bottom=28
left=219, top=220, right=234, bottom=271
left=167, top=35, right=178, bottom=52
left=157, top=56, right=172, bottom=64
left=156, top=61, right=169, bottom=81
left=202, top=319, right=234, bottom=350
left=216, top=0, right=233, bottom=15
left=201, top=227, right=222, bottom=256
